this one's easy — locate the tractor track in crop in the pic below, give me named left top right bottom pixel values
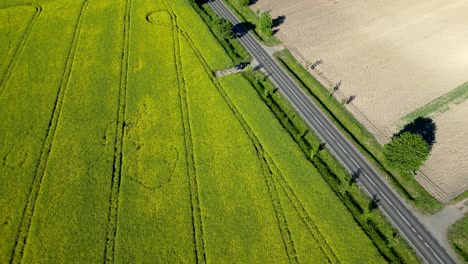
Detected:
left=162, top=1, right=206, bottom=262
left=268, top=157, right=340, bottom=263
left=103, top=0, right=132, bottom=262
left=179, top=30, right=298, bottom=263
left=0, top=4, right=42, bottom=97
left=9, top=1, right=89, bottom=263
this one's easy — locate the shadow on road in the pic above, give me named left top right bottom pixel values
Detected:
left=232, top=21, right=255, bottom=38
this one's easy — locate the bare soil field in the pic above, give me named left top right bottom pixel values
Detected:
left=416, top=100, right=468, bottom=202
left=251, top=0, right=468, bottom=201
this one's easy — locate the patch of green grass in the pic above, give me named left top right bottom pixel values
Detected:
left=401, top=81, right=468, bottom=124
left=221, top=0, right=281, bottom=46
left=448, top=216, right=468, bottom=263
left=274, top=49, right=442, bottom=214
left=453, top=191, right=468, bottom=204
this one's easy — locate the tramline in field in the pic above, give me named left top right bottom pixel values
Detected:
left=0, top=0, right=402, bottom=262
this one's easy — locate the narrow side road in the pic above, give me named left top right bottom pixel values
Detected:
left=207, top=1, right=458, bottom=263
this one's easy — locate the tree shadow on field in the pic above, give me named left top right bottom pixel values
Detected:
left=272, top=15, right=286, bottom=28
left=248, top=0, right=259, bottom=6
left=394, top=117, right=437, bottom=150
left=232, top=21, right=255, bottom=38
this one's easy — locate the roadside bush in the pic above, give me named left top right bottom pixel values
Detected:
left=213, top=17, right=233, bottom=40
left=259, top=12, right=272, bottom=37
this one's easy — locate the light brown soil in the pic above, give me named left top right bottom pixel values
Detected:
left=416, top=101, right=468, bottom=202
left=252, top=0, right=468, bottom=201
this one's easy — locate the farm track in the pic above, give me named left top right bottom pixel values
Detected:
left=268, top=157, right=340, bottom=263
left=0, top=4, right=42, bottom=97
left=162, top=1, right=206, bottom=262
left=179, top=30, right=299, bottom=263
left=9, top=1, right=89, bottom=263
left=103, top=0, right=132, bottom=262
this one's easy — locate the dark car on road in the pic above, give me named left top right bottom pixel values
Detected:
left=234, top=62, right=250, bottom=70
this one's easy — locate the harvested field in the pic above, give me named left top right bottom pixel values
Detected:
left=0, top=0, right=386, bottom=262
left=251, top=0, right=468, bottom=201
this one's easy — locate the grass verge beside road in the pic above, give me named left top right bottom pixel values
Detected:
left=221, top=0, right=280, bottom=46
left=274, top=49, right=442, bottom=214
left=448, top=216, right=468, bottom=263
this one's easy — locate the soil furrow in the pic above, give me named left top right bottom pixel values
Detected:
left=103, top=0, right=132, bottom=262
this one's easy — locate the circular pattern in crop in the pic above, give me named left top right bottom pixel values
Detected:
left=146, top=11, right=171, bottom=26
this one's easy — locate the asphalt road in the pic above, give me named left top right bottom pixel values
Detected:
left=207, top=1, right=457, bottom=263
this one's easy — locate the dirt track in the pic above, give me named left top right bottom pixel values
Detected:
left=252, top=0, right=468, bottom=201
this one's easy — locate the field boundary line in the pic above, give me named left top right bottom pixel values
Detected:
left=0, top=4, right=42, bottom=97
left=180, top=30, right=299, bottom=263
left=103, top=0, right=132, bottom=262
left=9, top=1, right=90, bottom=263
left=162, top=1, right=207, bottom=262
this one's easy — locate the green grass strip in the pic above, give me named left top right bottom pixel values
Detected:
left=448, top=216, right=468, bottom=263
left=401, top=81, right=468, bottom=123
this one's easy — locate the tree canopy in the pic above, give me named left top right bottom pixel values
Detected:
left=383, top=132, right=429, bottom=173
left=213, top=17, right=233, bottom=40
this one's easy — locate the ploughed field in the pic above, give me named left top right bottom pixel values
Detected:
left=0, top=0, right=385, bottom=263
left=251, top=0, right=468, bottom=202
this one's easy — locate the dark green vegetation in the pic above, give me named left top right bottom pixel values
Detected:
left=384, top=132, right=429, bottom=173
left=448, top=216, right=468, bottom=263
left=0, top=0, right=392, bottom=262
left=222, top=0, right=280, bottom=45
left=212, top=17, right=232, bottom=40
left=274, top=49, right=442, bottom=214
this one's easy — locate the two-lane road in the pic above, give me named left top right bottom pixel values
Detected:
left=207, top=1, right=457, bottom=263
